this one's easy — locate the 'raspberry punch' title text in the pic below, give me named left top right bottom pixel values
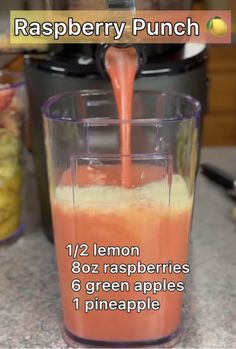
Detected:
left=13, top=16, right=199, bottom=40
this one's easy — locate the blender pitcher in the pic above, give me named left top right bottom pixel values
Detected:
left=43, top=90, right=201, bottom=347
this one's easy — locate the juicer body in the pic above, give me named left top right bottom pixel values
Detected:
left=43, top=0, right=193, bottom=10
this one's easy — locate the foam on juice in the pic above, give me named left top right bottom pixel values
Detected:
left=55, top=174, right=192, bottom=210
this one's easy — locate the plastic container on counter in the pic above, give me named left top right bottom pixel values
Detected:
left=0, top=71, right=26, bottom=243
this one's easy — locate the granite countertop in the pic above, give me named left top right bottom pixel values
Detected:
left=0, top=147, right=236, bottom=348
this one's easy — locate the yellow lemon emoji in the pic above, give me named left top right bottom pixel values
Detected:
left=207, top=17, right=228, bottom=36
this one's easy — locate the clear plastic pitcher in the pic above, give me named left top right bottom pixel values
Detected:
left=43, top=90, right=201, bottom=347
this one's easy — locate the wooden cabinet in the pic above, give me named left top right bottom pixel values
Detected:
left=203, top=45, right=236, bottom=145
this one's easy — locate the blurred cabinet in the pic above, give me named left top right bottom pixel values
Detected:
left=203, top=45, right=236, bottom=146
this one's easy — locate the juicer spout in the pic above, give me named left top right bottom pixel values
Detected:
left=96, top=44, right=146, bottom=80
left=107, top=0, right=136, bottom=11
left=97, top=0, right=146, bottom=79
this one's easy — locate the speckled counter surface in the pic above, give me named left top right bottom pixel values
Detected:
left=0, top=148, right=236, bottom=349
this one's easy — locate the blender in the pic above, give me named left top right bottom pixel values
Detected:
left=24, top=0, right=208, bottom=241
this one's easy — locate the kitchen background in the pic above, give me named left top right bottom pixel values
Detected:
left=0, top=0, right=236, bottom=146
left=0, top=1, right=235, bottom=348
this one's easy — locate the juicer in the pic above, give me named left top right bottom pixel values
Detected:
left=24, top=0, right=208, bottom=241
